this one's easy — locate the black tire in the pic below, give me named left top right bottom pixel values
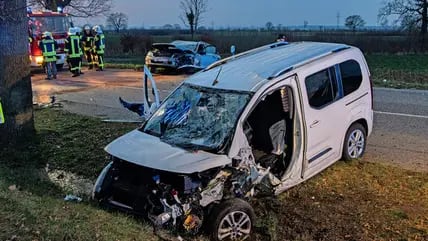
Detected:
left=342, top=123, right=367, bottom=161
left=208, top=198, right=255, bottom=241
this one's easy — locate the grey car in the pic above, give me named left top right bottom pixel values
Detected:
left=145, top=40, right=221, bottom=73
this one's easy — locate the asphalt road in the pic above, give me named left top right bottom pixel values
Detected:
left=31, top=69, right=428, bottom=172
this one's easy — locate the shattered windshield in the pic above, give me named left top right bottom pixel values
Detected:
left=142, top=84, right=251, bottom=151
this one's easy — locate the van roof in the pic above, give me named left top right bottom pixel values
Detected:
left=185, top=41, right=353, bottom=92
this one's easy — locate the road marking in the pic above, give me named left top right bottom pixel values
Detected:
left=114, top=85, right=171, bottom=93
left=374, top=111, right=428, bottom=119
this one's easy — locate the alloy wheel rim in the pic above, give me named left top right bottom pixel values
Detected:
left=347, top=129, right=365, bottom=158
left=217, top=211, right=251, bottom=240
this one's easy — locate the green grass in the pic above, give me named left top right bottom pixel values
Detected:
left=366, top=54, right=428, bottom=89
left=0, top=108, right=427, bottom=240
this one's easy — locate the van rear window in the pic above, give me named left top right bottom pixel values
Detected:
left=340, top=60, right=363, bottom=96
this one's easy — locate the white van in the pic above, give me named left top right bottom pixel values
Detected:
left=93, top=42, right=373, bottom=240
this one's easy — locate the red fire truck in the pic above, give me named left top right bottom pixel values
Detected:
left=28, top=9, right=71, bottom=69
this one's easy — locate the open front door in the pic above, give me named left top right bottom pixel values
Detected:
left=142, top=65, right=161, bottom=119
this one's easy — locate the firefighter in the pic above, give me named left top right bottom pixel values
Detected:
left=39, top=31, right=58, bottom=80
left=92, top=25, right=105, bottom=71
left=65, top=27, right=83, bottom=77
left=276, top=34, right=289, bottom=43
left=82, top=25, right=95, bottom=69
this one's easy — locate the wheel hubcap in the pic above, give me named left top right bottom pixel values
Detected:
left=217, top=211, right=251, bottom=240
left=347, top=129, right=365, bottom=158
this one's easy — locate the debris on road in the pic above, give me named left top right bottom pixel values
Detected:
left=64, top=194, right=82, bottom=202
left=8, top=184, right=17, bottom=191
left=46, top=169, right=94, bottom=197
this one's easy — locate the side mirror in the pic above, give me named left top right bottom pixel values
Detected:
left=230, top=45, right=236, bottom=56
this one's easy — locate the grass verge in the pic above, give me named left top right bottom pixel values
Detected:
left=366, top=54, right=428, bottom=90
left=0, top=108, right=427, bottom=240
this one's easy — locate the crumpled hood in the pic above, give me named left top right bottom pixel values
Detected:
left=105, top=130, right=231, bottom=174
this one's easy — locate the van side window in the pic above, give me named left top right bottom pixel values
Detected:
left=305, top=67, right=337, bottom=108
left=340, top=60, right=363, bottom=96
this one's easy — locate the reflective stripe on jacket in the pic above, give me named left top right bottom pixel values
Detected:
left=0, top=101, right=5, bottom=124
left=82, top=35, right=94, bottom=51
left=65, top=35, right=82, bottom=58
left=40, top=39, right=57, bottom=62
left=94, top=34, right=105, bottom=54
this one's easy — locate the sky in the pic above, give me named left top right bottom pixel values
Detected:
left=107, top=0, right=386, bottom=29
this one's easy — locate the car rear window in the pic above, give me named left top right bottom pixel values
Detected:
left=340, top=60, right=363, bottom=96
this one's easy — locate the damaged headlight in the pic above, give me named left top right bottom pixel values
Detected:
left=92, top=161, right=113, bottom=200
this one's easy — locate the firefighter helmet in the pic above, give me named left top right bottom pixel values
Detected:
left=42, top=31, right=52, bottom=38
left=83, top=25, right=91, bottom=33
left=68, top=27, right=79, bottom=36
left=74, top=27, right=82, bottom=36
left=92, top=25, right=103, bottom=34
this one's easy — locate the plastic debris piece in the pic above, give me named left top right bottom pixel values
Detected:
left=64, top=194, right=82, bottom=202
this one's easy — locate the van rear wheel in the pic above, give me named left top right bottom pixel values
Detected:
left=342, top=123, right=367, bottom=161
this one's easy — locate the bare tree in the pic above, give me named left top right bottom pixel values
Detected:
left=106, top=12, right=128, bottom=32
left=180, top=0, right=208, bottom=38
left=265, top=21, right=274, bottom=31
left=0, top=0, right=35, bottom=144
left=345, top=15, right=366, bottom=31
left=379, top=0, right=428, bottom=36
left=28, top=0, right=112, bottom=18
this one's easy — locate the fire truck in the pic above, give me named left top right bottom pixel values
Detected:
left=28, top=9, right=71, bottom=69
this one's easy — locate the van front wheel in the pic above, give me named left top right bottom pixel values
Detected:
left=209, top=198, right=255, bottom=241
left=342, top=123, right=367, bottom=161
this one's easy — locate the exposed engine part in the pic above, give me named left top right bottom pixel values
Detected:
left=97, top=153, right=278, bottom=238
left=229, top=148, right=283, bottom=198
left=199, top=170, right=231, bottom=207
left=155, top=212, right=172, bottom=226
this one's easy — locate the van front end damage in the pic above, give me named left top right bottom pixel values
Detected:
left=93, top=147, right=280, bottom=239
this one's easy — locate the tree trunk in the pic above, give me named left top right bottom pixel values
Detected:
left=0, top=0, right=35, bottom=145
left=421, top=0, right=428, bottom=50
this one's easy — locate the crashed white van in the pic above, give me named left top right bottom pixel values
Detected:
left=93, top=42, right=373, bottom=240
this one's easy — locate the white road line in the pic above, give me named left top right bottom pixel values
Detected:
left=113, top=85, right=170, bottom=92
left=374, top=111, right=428, bottom=119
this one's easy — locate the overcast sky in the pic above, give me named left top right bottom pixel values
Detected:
left=108, top=0, right=385, bottom=28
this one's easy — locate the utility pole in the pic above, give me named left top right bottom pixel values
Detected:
left=336, top=12, right=341, bottom=29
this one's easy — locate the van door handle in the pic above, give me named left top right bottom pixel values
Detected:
left=310, top=120, right=320, bottom=128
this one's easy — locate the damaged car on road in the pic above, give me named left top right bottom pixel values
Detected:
left=145, top=40, right=221, bottom=73
left=94, top=41, right=374, bottom=240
